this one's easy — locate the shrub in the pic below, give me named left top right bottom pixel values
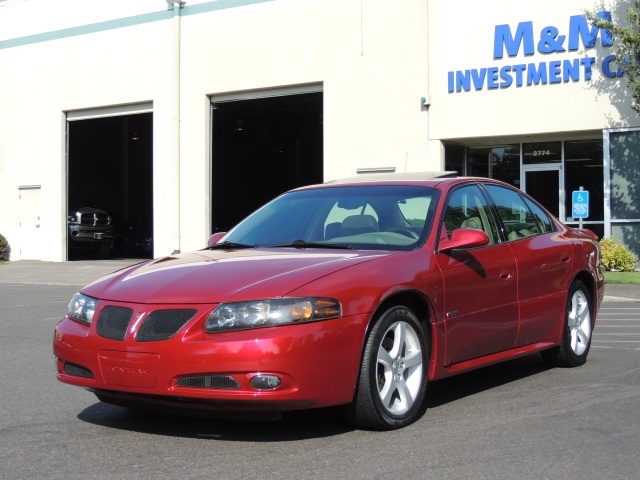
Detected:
left=600, top=237, right=638, bottom=272
left=0, top=233, right=10, bottom=261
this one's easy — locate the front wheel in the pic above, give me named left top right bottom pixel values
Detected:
left=347, top=305, right=429, bottom=430
left=541, top=280, right=593, bottom=367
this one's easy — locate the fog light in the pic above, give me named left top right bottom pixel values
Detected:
left=250, top=375, right=282, bottom=390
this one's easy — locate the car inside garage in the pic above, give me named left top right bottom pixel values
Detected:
left=66, top=112, right=153, bottom=260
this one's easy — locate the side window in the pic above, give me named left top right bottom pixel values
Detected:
left=484, top=185, right=539, bottom=241
left=523, top=197, right=555, bottom=233
left=442, top=185, right=498, bottom=244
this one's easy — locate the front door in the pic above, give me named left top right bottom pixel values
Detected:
left=436, top=184, right=519, bottom=366
left=522, top=166, right=563, bottom=220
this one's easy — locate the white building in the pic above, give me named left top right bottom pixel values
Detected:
left=0, top=0, right=638, bottom=262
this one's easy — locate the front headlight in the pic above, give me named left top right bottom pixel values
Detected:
left=68, top=293, right=98, bottom=325
left=204, top=297, right=341, bottom=333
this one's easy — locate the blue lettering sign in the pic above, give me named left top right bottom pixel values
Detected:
left=602, top=55, right=624, bottom=78
left=537, top=26, right=566, bottom=54
left=568, top=12, right=613, bottom=51
left=494, top=21, right=535, bottom=59
left=563, top=59, right=580, bottom=82
left=527, top=63, right=547, bottom=86
left=450, top=13, right=616, bottom=94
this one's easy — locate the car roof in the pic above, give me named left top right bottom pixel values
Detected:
left=288, top=173, right=515, bottom=194
left=324, top=171, right=458, bottom=185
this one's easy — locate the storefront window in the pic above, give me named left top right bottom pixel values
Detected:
left=467, top=145, right=519, bottom=186
left=564, top=139, right=603, bottom=224
left=609, top=132, right=640, bottom=220
left=609, top=131, right=640, bottom=258
left=444, top=144, right=465, bottom=175
left=522, top=141, right=561, bottom=164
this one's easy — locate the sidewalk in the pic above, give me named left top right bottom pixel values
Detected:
left=0, top=259, right=141, bottom=287
left=1, top=259, right=638, bottom=302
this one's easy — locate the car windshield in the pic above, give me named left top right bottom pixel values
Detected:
left=222, top=185, right=439, bottom=251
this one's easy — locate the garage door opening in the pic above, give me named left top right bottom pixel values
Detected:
left=67, top=112, right=153, bottom=260
left=211, top=91, right=323, bottom=233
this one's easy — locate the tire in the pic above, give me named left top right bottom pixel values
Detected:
left=347, top=305, right=429, bottom=430
left=541, top=280, right=593, bottom=368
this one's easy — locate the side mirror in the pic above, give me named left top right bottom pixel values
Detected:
left=439, top=228, right=489, bottom=253
left=207, top=232, right=227, bottom=247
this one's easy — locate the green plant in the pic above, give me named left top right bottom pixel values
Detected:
left=0, top=233, right=10, bottom=261
left=604, top=271, right=640, bottom=284
left=600, top=237, right=638, bottom=272
left=587, top=3, right=640, bottom=114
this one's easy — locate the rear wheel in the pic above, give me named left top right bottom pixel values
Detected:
left=347, top=305, right=429, bottom=430
left=541, top=280, right=593, bottom=367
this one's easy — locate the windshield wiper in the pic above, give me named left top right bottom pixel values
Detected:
left=267, top=239, right=354, bottom=250
left=206, top=241, right=257, bottom=250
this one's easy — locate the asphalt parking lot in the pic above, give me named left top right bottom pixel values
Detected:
left=1, top=260, right=639, bottom=480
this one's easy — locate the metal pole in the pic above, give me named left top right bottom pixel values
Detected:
left=579, top=186, right=584, bottom=230
left=168, top=1, right=185, bottom=254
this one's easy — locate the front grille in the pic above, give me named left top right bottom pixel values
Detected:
left=96, top=306, right=134, bottom=341
left=176, top=375, right=241, bottom=390
left=64, top=362, right=94, bottom=378
left=136, top=309, right=197, bottom=342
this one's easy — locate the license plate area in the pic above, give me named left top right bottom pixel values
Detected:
left=98, top=351, right=159, bottom=388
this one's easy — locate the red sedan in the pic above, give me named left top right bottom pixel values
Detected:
left=54, top=174, right=604, bottom=430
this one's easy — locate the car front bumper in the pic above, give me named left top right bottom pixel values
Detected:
left=53, top=301, right=369, bottom=412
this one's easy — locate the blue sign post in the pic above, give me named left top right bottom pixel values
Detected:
left=572, top=188, right=589, bottom=228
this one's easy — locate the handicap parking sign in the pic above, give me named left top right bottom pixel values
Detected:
left=572, top=190, right=589, bottom=218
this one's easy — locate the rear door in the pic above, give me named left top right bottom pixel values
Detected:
left=483, top=184, right=573, bottom=346
left=435, top=184, right=519, bottom=366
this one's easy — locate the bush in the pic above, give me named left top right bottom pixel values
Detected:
left=0, top=233, right=10, bottom=261
left=600, top=237, right=638, bottom=272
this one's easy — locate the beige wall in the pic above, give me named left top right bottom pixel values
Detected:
left=0, top=0, right=432, bottom=260
left=1, top=0, right=636, bottom=261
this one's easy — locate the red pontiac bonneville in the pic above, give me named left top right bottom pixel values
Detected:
left=54, top=173, right=604, bottom=430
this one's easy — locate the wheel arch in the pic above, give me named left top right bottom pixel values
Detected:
left=570, top=270, right=597, bottom=319
left=372, top=289, right=434, bottom=335
left=355, top=289, right=437, bottom=387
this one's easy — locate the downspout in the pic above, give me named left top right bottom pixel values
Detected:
left=167, top=0, right=185, bottom=254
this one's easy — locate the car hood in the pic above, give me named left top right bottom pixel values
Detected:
left=82, top=248, right=394, bottom=304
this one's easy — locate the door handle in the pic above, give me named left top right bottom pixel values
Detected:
left=500, top=269, right=513, bottom=280
left=561, top=253, right=571, bottom=263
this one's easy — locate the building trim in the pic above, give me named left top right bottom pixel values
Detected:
left=0, top=0, right=274, bottom=50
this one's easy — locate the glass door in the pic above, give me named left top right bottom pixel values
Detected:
left=522, top=166, right=563, bottom=220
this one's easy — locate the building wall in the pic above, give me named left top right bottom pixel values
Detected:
left=0, top=0, right=432, bottom=261
left=1, top=0, right=638, bottom=262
